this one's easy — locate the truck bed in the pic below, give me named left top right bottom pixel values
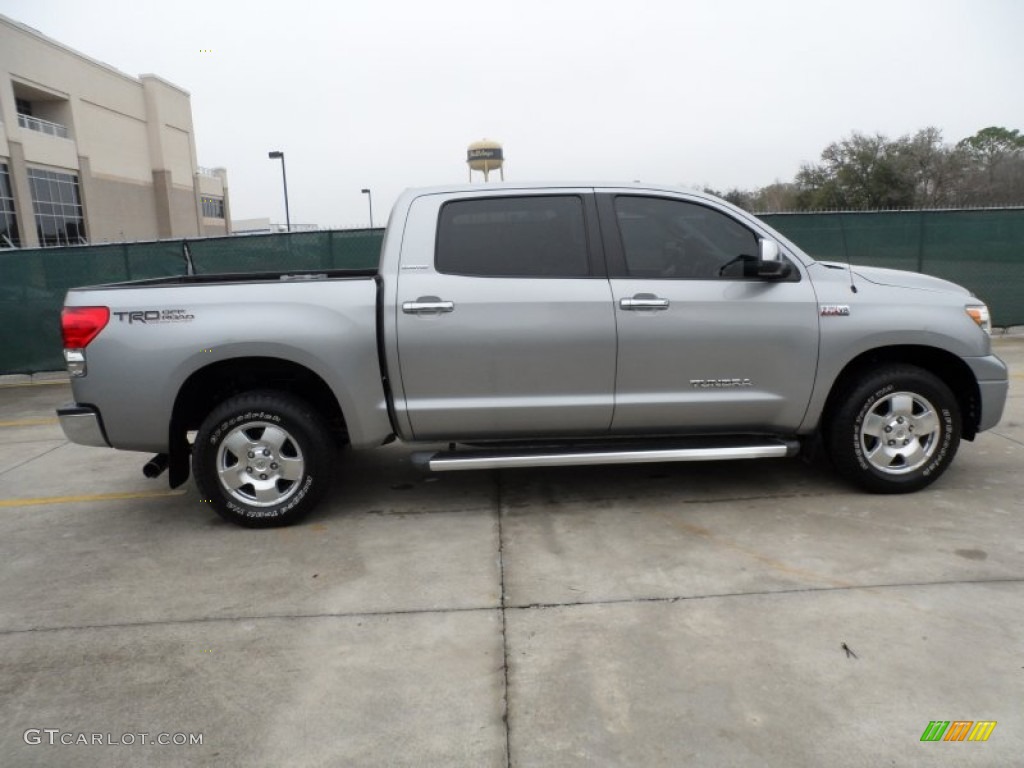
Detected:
left=74, top=268, right=379, bottom=291
left=64, top=272, right=391, bottom=452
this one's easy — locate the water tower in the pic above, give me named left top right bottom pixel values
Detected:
left=467, top=139, right=504, bottom=182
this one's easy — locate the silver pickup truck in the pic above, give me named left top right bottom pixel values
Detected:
left=58, top=183, right=1009, bottom=527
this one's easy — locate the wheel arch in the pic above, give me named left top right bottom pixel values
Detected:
left=820, top=345, right=981, bottom=442
left=167, top=357, right=347, bottom=488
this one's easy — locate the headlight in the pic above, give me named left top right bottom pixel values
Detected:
left=965, top=304, right=991, bottom=334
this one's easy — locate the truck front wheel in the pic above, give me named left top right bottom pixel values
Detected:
left=827, top=365, right=961, bottom=493
left=193, top=391, right=334, bottom=527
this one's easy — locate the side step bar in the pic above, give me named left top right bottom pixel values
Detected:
left=414, top=437, right=800, bottom=473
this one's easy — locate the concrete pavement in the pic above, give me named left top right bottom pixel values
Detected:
left=1, top=339, right=1022, bottom=766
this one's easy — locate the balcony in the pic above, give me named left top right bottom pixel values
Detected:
left=17, top=113, right=69, bottom=139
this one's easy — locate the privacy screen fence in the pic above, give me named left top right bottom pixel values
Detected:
left=760, top=209, right=1024, bottom=331
left=0, top=210, right=1021, bottom=374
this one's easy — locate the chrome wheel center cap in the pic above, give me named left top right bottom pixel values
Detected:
left=217, top=419, right=305, bottom=508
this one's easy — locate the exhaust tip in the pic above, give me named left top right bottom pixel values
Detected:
left=143, top=454, right=169, bottom=479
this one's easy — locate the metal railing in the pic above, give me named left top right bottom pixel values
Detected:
left=196, top=166, right=222, bottom=178
left=17, top=113, right=69, bottom=139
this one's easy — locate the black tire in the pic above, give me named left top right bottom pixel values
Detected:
left=826, top=365, right=961, bottom=494
left=193, top=391, right=334, bottom=527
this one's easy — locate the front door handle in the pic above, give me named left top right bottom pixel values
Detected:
left=619, top=294, right=669, bottom=311
left=402, top=296, right=455, bottom=314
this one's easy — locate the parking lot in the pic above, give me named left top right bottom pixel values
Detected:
left=0, top=337, right=1021, bottom=767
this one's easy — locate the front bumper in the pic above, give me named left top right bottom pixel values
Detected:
left=57, top=403, right=111, bottom=448
left=966, top=354, right=1009, bottom=433
left=977, top=380, right=1009, bottom=432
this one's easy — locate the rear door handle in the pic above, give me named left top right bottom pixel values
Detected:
left=402, top=297, right=455, bottom=314
left=619, top=294, right=669, bottom=311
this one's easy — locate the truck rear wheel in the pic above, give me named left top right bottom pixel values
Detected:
left=827, top=365, right=961, bottom=493
left=193, top=391, right=333, bottom=527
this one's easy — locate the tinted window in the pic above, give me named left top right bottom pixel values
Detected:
left=614, top=196, right=759, bottom=279
left=437, top=196, right=589, bottom=277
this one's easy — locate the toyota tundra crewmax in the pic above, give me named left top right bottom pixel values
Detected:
left=57, top=184, right=1009, bottom=527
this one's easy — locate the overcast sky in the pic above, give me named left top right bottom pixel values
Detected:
left=3, top=0, right=1023, bottom=228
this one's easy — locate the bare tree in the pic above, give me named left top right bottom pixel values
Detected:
left=956, top=127, right=1024, bottom=205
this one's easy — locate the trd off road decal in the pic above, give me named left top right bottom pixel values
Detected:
left=113, top=309, right=194, bottom=324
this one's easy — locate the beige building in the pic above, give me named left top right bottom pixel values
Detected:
left=0, top=13, right=230, bottom=248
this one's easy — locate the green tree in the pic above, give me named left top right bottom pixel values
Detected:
left=957, top=126, right=1024, bottom=160
left=795, top=132, right=916, bottom=210
left=703, top=125, right=1024, bottom=211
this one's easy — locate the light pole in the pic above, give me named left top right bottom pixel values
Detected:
left=268, top=151, right=291, bottom=232
left=361, top=188, right=374, bottom=229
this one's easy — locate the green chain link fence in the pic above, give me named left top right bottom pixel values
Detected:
left=760, top=209, right=1024, bottom=328
left=1, top=211, right=1021, bottom=374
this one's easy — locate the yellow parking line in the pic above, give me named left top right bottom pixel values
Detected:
left=0, top=490, right=186, bottom=508
left=0, top=380, right=69, bottom=388
left=0, top=418, right=59, bottom=427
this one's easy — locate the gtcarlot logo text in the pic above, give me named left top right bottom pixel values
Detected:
left=24, top=729, right=203, bottom=746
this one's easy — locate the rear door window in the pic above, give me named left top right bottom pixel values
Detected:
left=436, top=196, right=590, bottom=277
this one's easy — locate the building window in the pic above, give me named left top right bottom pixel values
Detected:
left=0, top=163, right=20, bottom=248
left=201, top=196, right=224, bottom=219
left=27, top=168, right=86, bottom=247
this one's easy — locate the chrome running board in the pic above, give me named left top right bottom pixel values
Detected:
left=414, top=437, right=799, bottom=472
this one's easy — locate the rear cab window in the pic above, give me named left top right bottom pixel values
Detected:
left=436, top=196, right=593, bottom=277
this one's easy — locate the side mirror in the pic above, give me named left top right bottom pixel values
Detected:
left=756, top=238, right=792, bottom=279
left=759, top=238, right=780, bottom=262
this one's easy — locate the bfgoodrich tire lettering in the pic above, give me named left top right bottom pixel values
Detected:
left=827, top=365, right=961, bottom=493
left=194, top=391, right=333, bottom=527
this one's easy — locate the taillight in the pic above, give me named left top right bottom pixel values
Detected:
left=62, top=306, right=110, bottom=348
